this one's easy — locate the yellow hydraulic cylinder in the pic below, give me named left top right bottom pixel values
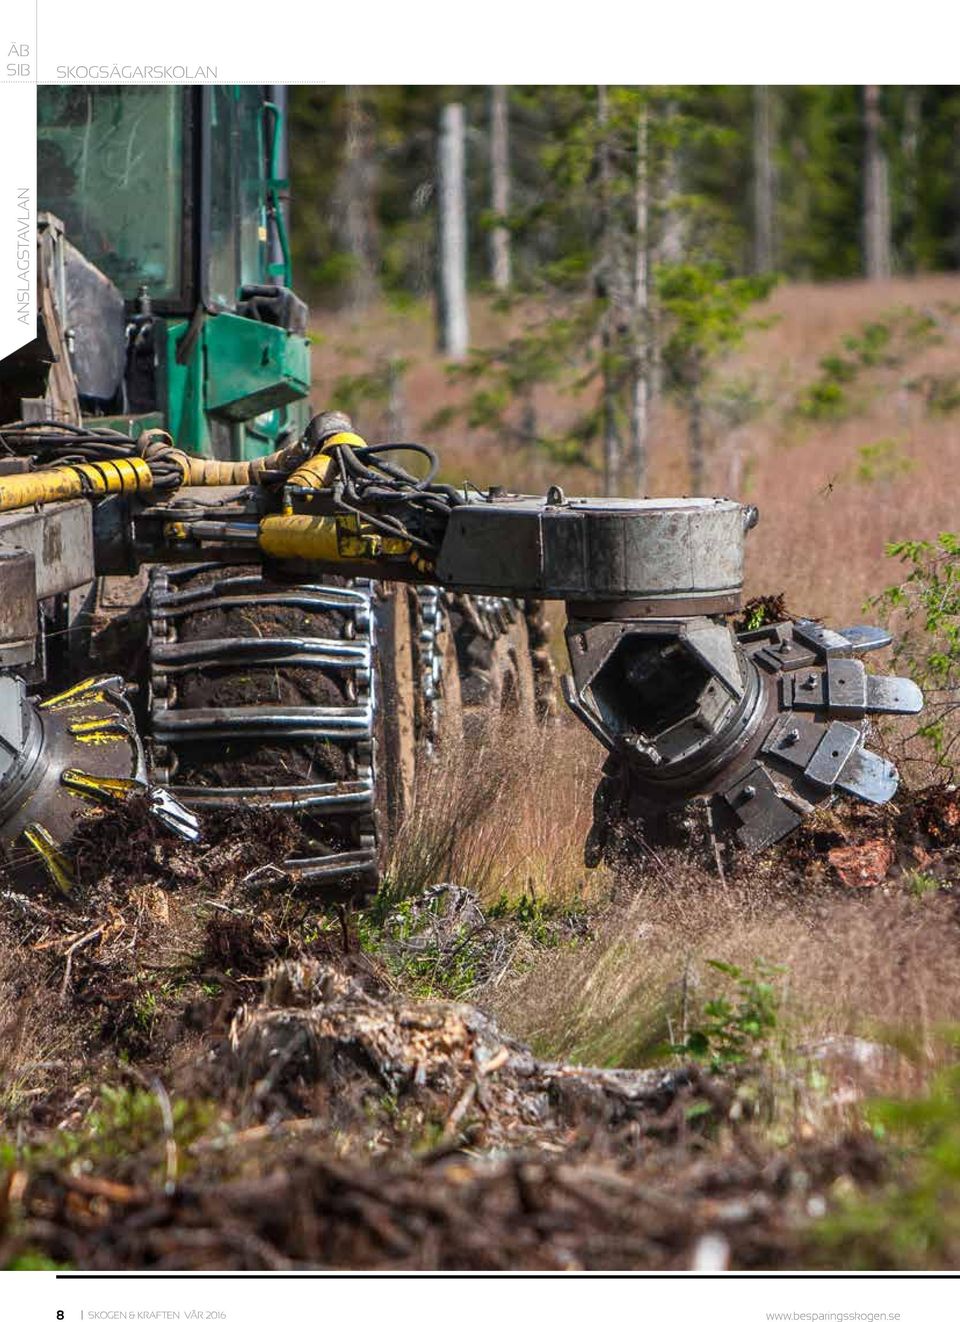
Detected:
left=285, top=431, right=368, bottom=493
left=0, top=457, right=152, bottom=512
left=258, top=510, right=410, bottom=564
left=258, top=513, right=346, bottom=561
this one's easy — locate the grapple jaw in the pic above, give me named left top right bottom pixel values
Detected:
left=556, top=506, right=923, bottom=863
left=568, top=614, right=922, bottom=863
left=721, top=619, right=921, bottom=845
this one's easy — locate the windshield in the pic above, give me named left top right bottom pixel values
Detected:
left=209, top=86, right=268, bottom=306
left=37, top=86, right=185, bottom=302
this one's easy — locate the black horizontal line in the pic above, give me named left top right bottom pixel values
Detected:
left=56, top=1272, right=953, bottom=1280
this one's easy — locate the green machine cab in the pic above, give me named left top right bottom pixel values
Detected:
left=36, top=85, right=310, bottom=457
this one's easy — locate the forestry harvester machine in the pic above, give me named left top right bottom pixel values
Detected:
left=0, top=85, right=922, bottom=896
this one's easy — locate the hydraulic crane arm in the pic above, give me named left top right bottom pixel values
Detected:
left=0, top=414, right=923, bottom=888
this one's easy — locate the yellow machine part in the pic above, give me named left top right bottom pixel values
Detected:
left=139, top=427, right=303, bottom=488
left=0, top=457, right=152, bottom=513
left=40, top=675, right=123, bottom=711
left=164, top=451, right=282, bottom=486
left=258, top=513, right=344, bottom=560
left=21, top=823, right=72, bottom=895
left=284, top=431, right=368, bottom=493
left=60, top=769, right=143, bottom=803
left=67, top=714, right=133, bottom=745
left=257, top=511, right=411, bottom=563
left=139, top=428, right=368, bottom=493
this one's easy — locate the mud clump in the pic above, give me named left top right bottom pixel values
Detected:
left=2, top=958, right=885, bottom=1271
left=9, top=1134, right=883, bottom=1271
left=762, top=782, right=960, bottom=890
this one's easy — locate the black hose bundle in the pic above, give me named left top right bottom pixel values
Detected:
left=0, top=420, right=183, bottom=492
left=328, top=439, right=473, bottom=555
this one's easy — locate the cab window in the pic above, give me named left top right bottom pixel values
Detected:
left=37, top=86, right=185, bottom=302
left=208, top=87, right=267, bottom=306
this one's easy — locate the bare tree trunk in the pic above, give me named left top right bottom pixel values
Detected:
left=519, top=390, right=537, bottom=445
left=901, top=87, right=922, bottom=273
left=657, top=100, right=685, bottom=265
left=385, top=355, right=407, bottom=443
left=437, top=103, right=470, bottom=359
left=489, top=86, right=512, bottom=292
left=863, top=85, right=893, bottom=280
left=752, top=85, right=776, bottom=273
left=334, top=87, right=380, bottom=309
left=688, top=380, right=705, bottom=496
left=650, top=99, right=682, bottom=402
left=629, top=103, right=650, bottom=497
left=596, top=86, right=622, bottom=497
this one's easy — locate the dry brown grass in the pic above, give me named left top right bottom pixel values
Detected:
left=386, top=714, right=607, bottom=910
left=0, top=958, right=77, bottom=1113
left=384, top=715, right=960, bottom=1101
left=493, top=860, right=960, bottom=1089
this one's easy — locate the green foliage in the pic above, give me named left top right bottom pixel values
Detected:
left=437, top=92, right=775, bottom=478
left=853, top=437, right=914, bottom=484
left=6, top=1251, right=70, bottom=1270
left=812, top=1061, right=960, bottom=1269
left=19, top=1085, right=218, bottom=1179
left=358, top=888, right=584, bottom=1001
left=844, top=319, right=894, bottom=366
left=909, top=371, right=960, bottom=416
left=657, top=263, right=776, bottom=394
left=874, top=533, right=960, bottom=763
left=797, top=380, right=851, bottom=421
left=437, top=306, right=597, bottom=460
left=328, top=354, right=409, bottom=437
left=795, top=306, right=944, bottom=421
left=131, top=989, right=158, bottom=1036
left=905, top=869, right=942, bottom=897
left=290, top=87, right=960, bottom=310
left=743, top=603, right=770, bottom=631
left=486, top=890, right=583, bottom=948
left=356, top=894, right=486, bottom=1001
left=707, top=375, right=767, bottom=431
left=675, top=959, right=784, bottom=1073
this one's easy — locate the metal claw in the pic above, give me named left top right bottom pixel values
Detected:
left=839, top=624, right=894, bottom=653
left=864, top=674, right=924, bottom=716
left=835, top=747, right=900, bottom=806
left=148, top=787, right=202, bottom=843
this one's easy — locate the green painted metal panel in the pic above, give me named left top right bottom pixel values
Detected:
left=95, top=412, right=165, bottom=438
left=163, top=319, right=211, bottom=454
left=159, top=314, right=310, bottom=458
left=204, top=313, right=309, bottom=422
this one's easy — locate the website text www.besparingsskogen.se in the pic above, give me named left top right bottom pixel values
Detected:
left=766, top=1314, right=902, bottom=1321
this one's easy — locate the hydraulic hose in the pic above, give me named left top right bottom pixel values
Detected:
left=137, top=430, right=310, bottom=489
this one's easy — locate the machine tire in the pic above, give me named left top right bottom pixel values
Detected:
left=450, top=598, right=538, bottom=740
left=147, top=566, right=417, bottom=900
left=373, top=583, right=418, bottom=845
